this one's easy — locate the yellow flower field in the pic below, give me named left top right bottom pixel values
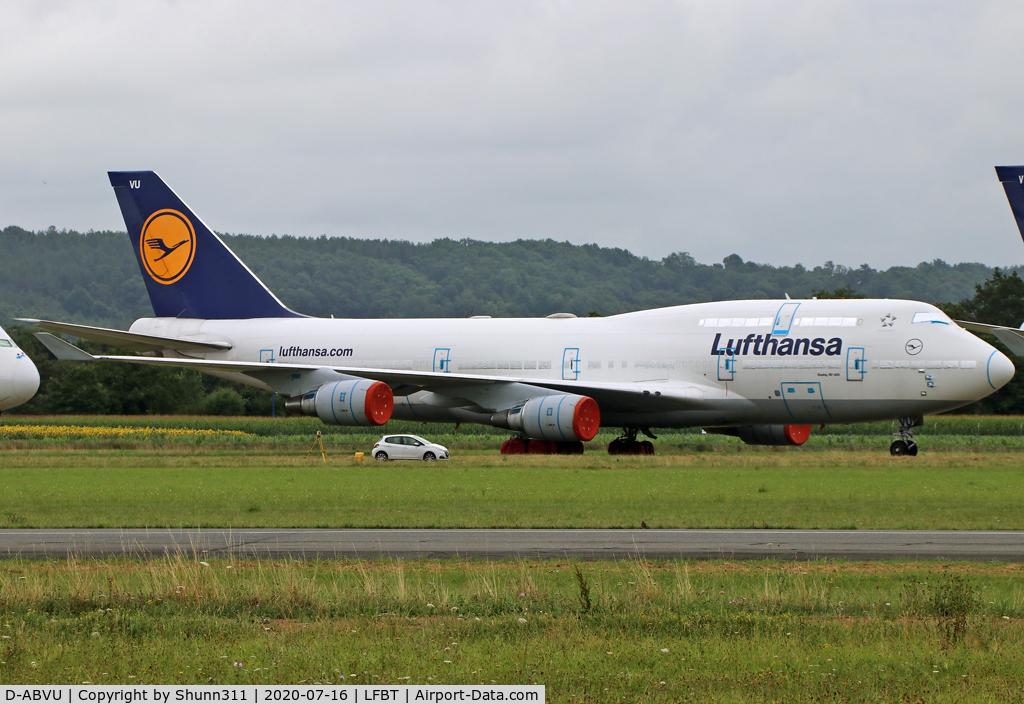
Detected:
left=0, top=424, right=254, bottom=440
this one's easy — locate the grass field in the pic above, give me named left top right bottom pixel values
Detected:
left=1, top=557, right=1023, bottom=700
left=2, top=449, right=1024, bottom=529
left=2, top=416, right=1024, bottom=697
left=0, top=416, right=1023, bottom=529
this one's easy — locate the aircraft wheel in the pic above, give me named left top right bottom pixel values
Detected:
left=907, top=442, right=919, bottom=457
left=889, top=441, right=909, bottom=456
left=375, top=451, right=389, bottom=462
left=501, top=438, right=529, bottom=455
left=423, top=452, right=436, bottom=461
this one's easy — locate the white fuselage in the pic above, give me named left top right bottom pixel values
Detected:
left=129, top=298, right=1012, bottom=429
left=0, top=325, right=39, bottom=411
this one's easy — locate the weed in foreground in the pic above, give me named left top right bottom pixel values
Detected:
left=572, top=565, right=591, bottom=614
left=931, top=572, right=977, bottom=649
left=0, top=557, right=1021, bottom=700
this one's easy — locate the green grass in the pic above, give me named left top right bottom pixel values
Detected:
left=1, top=557, right=1023, bottom=700
left=1, top=415, right=1023, bottom=528
left=2, top=417, right=1024, bottom=696
left=0, top=446, right=1022, bottom=529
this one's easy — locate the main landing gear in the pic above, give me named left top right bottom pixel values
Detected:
left=607, top=427, right=657, bottom=456
left=890, top=416, right=921, bottom=456
left=500, top=435, right=584, bottom=455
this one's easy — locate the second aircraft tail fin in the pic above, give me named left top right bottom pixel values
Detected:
left=995, top=166, right=1024, bottom=245
left=108, top=171, right=302, bottom=319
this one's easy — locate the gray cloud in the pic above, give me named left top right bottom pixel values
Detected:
left=3, top=0, right=1024, bottom=268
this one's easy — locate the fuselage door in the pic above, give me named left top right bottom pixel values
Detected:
left=433, top=348, right=451, bottom=373
left=562, top=348, right=580, bottom=380
left=847, top=347, right=866, bottom=381
left=773, top=302, right=801, bottom=336
left=717, top=348, right=736, bottom=381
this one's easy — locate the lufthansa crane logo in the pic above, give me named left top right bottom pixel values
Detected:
left=139, top=209, right=196, bottom=284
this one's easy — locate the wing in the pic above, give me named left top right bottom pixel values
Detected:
left=33, top=333, right=708, bottom=411
left=955, top=320, right=1024, bottom=356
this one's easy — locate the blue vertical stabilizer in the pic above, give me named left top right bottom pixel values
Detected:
left=995, top=166, right=1024, bottom=245
left=108, top=171, right=302, bottom=319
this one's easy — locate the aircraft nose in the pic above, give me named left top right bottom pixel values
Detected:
left=6, top=354, right=40, bottom=409
left=987, top=349, right=1015, bottom=391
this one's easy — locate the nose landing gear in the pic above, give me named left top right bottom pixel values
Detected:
left=890, top=416, right=922, bottom=456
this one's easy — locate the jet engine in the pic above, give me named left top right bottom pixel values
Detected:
left=711, top=424, right=812, bottom=446
left=491, top=394, right=600, bottom=441
left=284, top=379, right=393, bottom=426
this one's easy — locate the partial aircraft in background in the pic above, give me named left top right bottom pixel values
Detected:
left=22, top=170, right=1024, bottom=456
left=0, top=324, right=39, bottom=411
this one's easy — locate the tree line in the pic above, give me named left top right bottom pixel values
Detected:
left=1, top=225, right=1011, bottom=328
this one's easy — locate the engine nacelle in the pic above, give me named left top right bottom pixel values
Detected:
left=492, top=394, right=600, bottom=441
left=284, top=379, right=394, bottom=426
left=730, top=424, right=812, bottom=446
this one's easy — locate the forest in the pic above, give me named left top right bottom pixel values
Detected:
left=2, top=225, right=1022, bottom=415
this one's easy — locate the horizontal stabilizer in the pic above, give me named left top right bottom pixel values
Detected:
left=17, top=319, right=232, bottom=353
left=34, top=333, right=96, bottom=361
left=956, top=319, right=1024, bottom=356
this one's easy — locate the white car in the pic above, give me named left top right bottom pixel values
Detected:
left=372, top=434, right=450, bottom=462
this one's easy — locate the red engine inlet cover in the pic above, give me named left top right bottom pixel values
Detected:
left=784, top=425, right=812, bottom=445
left=364, top=381, right=395, bottom=425
left=572, top=396, right=601, bottom=441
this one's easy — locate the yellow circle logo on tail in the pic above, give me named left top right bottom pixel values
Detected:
left=140, top=209, right=196, bottom=284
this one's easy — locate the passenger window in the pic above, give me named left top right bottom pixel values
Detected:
left=385, top=436, right=399, bottom=444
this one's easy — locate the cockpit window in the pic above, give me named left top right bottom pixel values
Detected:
left=912, top=312, right=950, bottom=325
left=0, top=339, right=12, bottom=347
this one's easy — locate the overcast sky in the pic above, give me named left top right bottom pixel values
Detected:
left=3, top=1, right=1024, bottom=269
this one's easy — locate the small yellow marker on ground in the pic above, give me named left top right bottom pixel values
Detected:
left=354, top=452, right=364, bottom=462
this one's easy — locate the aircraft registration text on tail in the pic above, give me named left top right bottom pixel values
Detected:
left=20, top=169, right=1022, bottom=456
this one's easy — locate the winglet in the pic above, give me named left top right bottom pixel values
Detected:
left=34, top=333, right=96, bottom=361
left=995, top=166, right=1024, bottom=244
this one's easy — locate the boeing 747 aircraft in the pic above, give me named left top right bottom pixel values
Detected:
left=23, top=170, right=1024, bottom=456
left=0, top=324, right=39, bottom=411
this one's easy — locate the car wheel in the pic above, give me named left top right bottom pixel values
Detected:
left=423, top=452, right=436, bottom=461
left=375, top=451, right=389, bottom=462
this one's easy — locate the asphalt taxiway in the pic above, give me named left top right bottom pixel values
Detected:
left=0, top=528, right=1021, bottom=561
